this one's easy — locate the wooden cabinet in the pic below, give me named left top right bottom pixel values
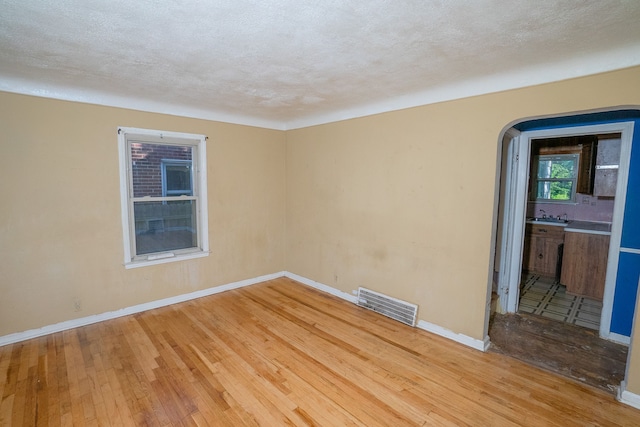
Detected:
left=593, top=138, right=621, bottom=197
left=523, top=224, right=565, bottom=278
left=560, top=232, right=610, bottom=300
left=577, top=140, right=596, bottom=194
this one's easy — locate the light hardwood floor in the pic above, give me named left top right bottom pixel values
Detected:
left=2, top=277, right=640, bottom=426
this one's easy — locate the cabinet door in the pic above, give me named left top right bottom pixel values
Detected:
left=523, top=225, right=535, bottom=272
left=594, top=167, right=618, bottom=197
left=524, top=225, right=564, bottom=278
left=561, top=232, right=610, bottom=300
left=593, top=138, right=621, bottom=197
left=525, top=234, right=562, bottom=277
left=538, top=237, right=563, bottom=277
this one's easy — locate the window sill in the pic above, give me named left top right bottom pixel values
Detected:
left=124, top=250, right=209, bottom=269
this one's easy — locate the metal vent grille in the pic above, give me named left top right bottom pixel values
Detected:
left=356, top=287, right=418, bottom=327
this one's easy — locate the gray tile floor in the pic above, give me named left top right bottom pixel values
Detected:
left=518, top=274, right=602, bottom=331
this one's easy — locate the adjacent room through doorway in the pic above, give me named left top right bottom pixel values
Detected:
left=490, top=110, right=640, bottom=393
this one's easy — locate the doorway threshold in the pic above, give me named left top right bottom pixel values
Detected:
left=488, top=312, right=627, bottom=394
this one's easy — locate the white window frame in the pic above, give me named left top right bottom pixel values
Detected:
left=117, top=127, right=209, bottom=268
left=531, top=153, right=579, bottom=203
left=161, top=159, right=193, bottom=197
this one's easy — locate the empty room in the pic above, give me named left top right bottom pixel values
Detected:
left=2, top=1, right=640, bottom=425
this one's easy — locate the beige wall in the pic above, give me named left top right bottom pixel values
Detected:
left=285, top=66, right=640, bottom=390
left=0, top=92, right=286, bottom=336
left=286, top=107, right=498, bottom=339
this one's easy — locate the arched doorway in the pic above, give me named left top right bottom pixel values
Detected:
left=490, top=109, right=640, bottom=393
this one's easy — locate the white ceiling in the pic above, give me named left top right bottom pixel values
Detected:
left=1, top=1, right=640, bottom=130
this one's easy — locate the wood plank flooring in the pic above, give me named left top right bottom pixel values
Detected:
left=489, top=311, right=628, bottom=393
left=2, top=277, right=640, bottom=426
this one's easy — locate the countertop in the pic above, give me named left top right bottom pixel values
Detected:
left=564, top=220, right=612, bottom=235
left=526, top=219, right=612, bottom=235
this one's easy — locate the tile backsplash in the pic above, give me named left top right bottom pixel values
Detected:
left=527, top=194, right=615, bottom=223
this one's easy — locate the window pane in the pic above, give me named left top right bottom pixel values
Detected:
left=133, top=200, right=197, bottom=255
left=536, top=180, right=573, bottom=201
left=165, top=163, right=192, bottom=196
left=130, top=142, right=193, bottom=197
left=537, top=159, right=576, bottom=179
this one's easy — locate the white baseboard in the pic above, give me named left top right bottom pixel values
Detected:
left=0, top=271, right=286, bottom=347
left=618, top=381, right=640, bottom=410
left=284, top=271, right=358, bottom=303
left=417, top=320, right=490, bottom=352
left=602, top=331, right=631, bottom=346
left=285, top=272, right=488, bottom=351
left=2, top=270, right=488, bottom=353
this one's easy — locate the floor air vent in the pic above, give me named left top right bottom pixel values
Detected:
left=356, top=287, right=418, bottom=327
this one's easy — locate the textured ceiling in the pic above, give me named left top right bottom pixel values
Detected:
left=1, top=0, right=640, bottom=129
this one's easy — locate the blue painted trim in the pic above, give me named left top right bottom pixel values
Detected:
left=514, top=110, right=640, bottom=131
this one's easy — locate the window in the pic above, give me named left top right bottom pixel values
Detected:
left=162, top=160, right=193, bottom=197
left=118, top=127, right=209, bottom=267
left=531, top=154, right=579, bottom=203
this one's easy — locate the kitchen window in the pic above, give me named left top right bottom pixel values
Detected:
left=118, top=127, right=209, bottom=268
left=531, top=154, right=579, bottom=203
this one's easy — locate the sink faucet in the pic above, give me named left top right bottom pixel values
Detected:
left=539, top=209, right=546, bottom=219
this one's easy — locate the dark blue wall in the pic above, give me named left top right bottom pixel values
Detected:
left=516, top=110, right=640, bottom=337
